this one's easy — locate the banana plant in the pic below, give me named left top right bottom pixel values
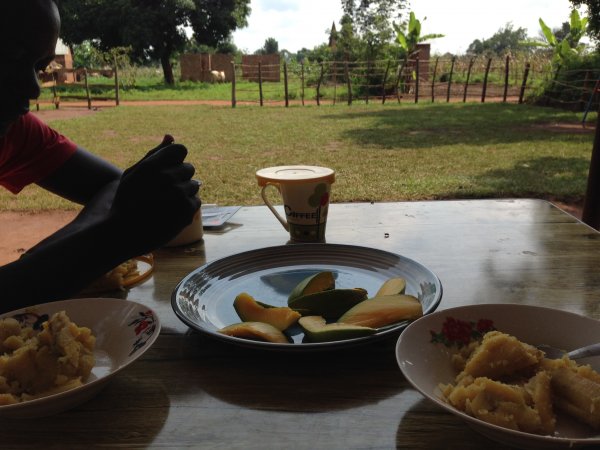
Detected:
left=393, top=12, right=444, bottom=59
left=393, top=12, right=444, bottom=91
left=523, top=9, right=588, bottom=66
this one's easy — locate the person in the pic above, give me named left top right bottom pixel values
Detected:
left=0, top=0, right=201, bottom=312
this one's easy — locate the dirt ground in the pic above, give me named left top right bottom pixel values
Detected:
left=0, top=103, right=592, bottom=265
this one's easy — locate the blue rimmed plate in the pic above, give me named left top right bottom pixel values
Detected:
left=172, top=243, right=442, bottom=350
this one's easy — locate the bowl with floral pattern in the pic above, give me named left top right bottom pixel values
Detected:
left=0, top=298, right=160, bottom=418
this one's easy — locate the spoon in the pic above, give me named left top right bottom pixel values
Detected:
left=537, top=342, right=600, bottom=361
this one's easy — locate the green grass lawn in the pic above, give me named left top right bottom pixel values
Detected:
left=2, top=102, right=595, bottom=211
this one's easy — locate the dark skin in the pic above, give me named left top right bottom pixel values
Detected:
left=0, top=0, right=201, bottom=312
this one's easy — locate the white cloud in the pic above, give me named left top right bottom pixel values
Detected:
left=233, top=0, right=587, bottom=55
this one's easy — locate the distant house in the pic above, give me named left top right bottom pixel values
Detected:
left=39, top=38, right=74, bottom=83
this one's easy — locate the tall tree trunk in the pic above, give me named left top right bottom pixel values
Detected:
left=161, top=53, right=174, bottom=85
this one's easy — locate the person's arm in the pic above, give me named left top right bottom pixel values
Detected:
left=0, top=141, right=200, bottom=312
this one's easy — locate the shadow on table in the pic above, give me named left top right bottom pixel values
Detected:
left=395, top=398, right=508, bottom=449
left=0, top=375, right=169, bottom=447
left=182, top=332, right=407, bottom=412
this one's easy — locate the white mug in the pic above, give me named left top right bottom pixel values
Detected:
left=256, top=166, right=335, bottom=242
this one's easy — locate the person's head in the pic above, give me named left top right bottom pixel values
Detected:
left=0, top=0, right=60, bottom=135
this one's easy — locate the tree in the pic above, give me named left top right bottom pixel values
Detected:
left=58, top=0, right=251, bottom=85
left=341, top=0, right=408, bottom=59
left=466, top=23, right=528, bottom=56
left=255, top=37, right=279, bottom=55
left=570, top=0, right=600, bottom=42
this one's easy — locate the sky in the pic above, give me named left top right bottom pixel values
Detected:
left=232, top=0, right=586, bottom=55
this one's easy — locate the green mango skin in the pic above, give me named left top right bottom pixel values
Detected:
left=288, top=271, right=335, bottom=304
left=288, top=288, right=368, bottom=320
left=299, top=316, right=376, bottom=343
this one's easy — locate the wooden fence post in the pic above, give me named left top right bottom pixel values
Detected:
left=582, top=111, right=600, bottom=230
left=580, top=70, right=591, bottom=110
left=83, top=68, right=91, bottom=110
left=503, top=55, right=510, bottom=102
left=382, top=60, right=391, bottom=104
left=345, top=61, right=352, bottom=105
left=365, top=60, right=370, bottom=104
left=113, top=56, right=120, bottom=106
left=446, top=56, right=455, bottom=103
left=283, top=62, right=289, bottom=107
left=519, top=62, right=530, bottom=104
left=463, top=58, right=474, bottom=102
left=301, top=62, right=305, bottom=106
left=481, top=58, right=492, bottom=103
left=316, top=63, right=324, bottom=106
left=395, top=62, right=405, bottom=103
left=431, top=57, right=438, bottom=102
left=258, top=62, right=263, bottom=106
left=414, top=56, right=420, bottom=104
left=231, top=62, right=236, bottom=108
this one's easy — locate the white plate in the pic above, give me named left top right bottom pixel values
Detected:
left=0, top=298, right=160, bottom=418
left=172, top=243, right=442, bottom=350
left=396, top=304, right=600, bottom=449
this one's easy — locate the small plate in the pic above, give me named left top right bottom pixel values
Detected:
left=171, top=243, right=442, bottom=350
left=122, top=254, right=154, bottom=287
left=0, top=298, right=160, bottom=418
left=396, top=304, right=600, bottom=449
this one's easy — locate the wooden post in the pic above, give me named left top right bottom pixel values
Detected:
left=580, top=70, right=591, bottom=110
left=519, top=62, right=530, bottom=104
left=231, top=61, right=236, bottom=108
left=364, top=60, right=370, bottom=104
left=414, top=56, right=420, bottom=104
left=113, top=56, right=120, bottom=106
left=463, top=58, right=474, bottom=103
left=345, top=61, right=352, bottom=105
left=258, top=62, right=263, bottom=106
left=431, top=57, right=439, bottom=102
left=395, top=62, right=404, bottom=103
left=301, top=62, right=305, bottom=106
left=503, top=55, right=510, bottom=102
left=481, top=58, right=492, bottom=103
left=284, top=62, right=289, bottom=107
left=316, top=63, right=324, bottom=106
left=446, top=56, right=455, bottom=103
left=582, top=111, right=600, bottom=230
left=83, top=68, right=91, bottom=110
left=382, top=60, right=391, bottom=104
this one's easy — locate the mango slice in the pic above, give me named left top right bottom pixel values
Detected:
left=218, top=322, right=290, bottom=343
left=288, top=288, right=368, bottom=320
left=288, top=271, right=335, bottom=303
left=299, top=316, right=376, bottom=343
left=233, top=292, right=301, bottom=331
left=375, top=277, right=406, bottom=296
left=337, top=294, right=423, bottom=328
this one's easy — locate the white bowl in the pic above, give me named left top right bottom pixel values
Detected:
left=396, top=303, right=600, bottom=449
left=0, top=298, right=160, bottom=418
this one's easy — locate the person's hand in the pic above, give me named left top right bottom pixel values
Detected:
left=110, top=136, right=201, bottom=253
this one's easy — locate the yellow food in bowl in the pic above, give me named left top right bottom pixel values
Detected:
left=0, top=311, right=95, bottom=405
left=441, top=330, right=600, bottom=435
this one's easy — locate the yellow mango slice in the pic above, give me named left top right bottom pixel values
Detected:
left=337, top=294, right=423, bottom=328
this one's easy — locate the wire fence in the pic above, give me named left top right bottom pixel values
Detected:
left=229, top=56, right=600, bottom=113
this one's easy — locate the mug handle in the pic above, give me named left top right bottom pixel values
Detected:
left=261, top=183, right=289, bottom=231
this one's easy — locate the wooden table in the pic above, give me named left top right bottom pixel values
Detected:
left=3, top=199, right=600, bottom=449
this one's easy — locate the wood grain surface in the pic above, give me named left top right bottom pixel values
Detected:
left=2, top=199, right=599, bottom=449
